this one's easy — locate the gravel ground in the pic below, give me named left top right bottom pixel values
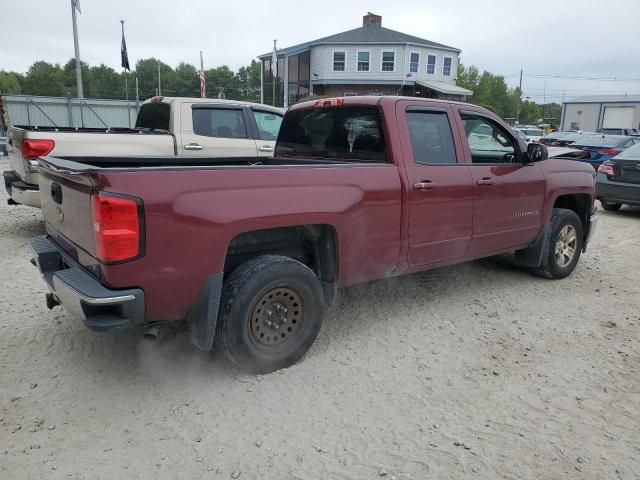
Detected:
left=1, top=158, right=639, bottom=479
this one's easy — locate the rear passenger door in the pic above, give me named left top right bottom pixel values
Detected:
left=397, top=102, right=474, bottom=267
left=179, top=104, right=258, bottom=157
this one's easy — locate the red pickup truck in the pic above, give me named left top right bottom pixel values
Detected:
left=31, top=96, right=598, bottom=373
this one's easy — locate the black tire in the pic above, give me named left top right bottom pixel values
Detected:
left=600, top=201, right=622, bottom=212
left=531, top=208, right=584, bottom=279
left=215, top=255, right=326, bottom=373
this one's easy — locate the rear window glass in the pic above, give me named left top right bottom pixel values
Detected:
left=571, top=135, right=622, bottom=147
left=615, top=142, right=640, bottom=159
left=135, top=102, right=170, bottom=131
left=276, top=106, right=386, bottom=162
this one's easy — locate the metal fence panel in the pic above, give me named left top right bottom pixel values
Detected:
left=2, top=95, right=140, bottom=129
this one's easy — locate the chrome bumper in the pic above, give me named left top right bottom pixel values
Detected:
left=3, top=170, right=41, bottom=208
left=31, top=236, right=145, bottom=332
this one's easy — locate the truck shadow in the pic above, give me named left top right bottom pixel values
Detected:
left=55, top=257, right=534, bottom=386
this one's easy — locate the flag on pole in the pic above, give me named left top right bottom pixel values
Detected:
left=271, top=40, right=278, bottom=78
left=72, top=0, right=81, bottom=14
left=199, top=69, right=206, bottom=98
left=120, top=22, right=130, bottom=71
left=199, top=50, right=206, bottom=98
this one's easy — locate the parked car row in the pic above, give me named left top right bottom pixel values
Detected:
left=539, top=131, right=640, bottom=169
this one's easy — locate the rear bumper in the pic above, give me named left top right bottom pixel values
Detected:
left=595, top=174, right=640, bottom=206
left=3, top=170, right=41, bottom=208
left=31, top=236, right=145, bottom=332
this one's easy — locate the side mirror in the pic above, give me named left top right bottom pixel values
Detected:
left=526, top=142, right=548, bottom=163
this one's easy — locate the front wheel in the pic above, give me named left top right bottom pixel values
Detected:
left=531, top=208, right=584, bottom=279
left=215, top=255, right=326, bottom=373
left=600, top=201, right=622, bottom=212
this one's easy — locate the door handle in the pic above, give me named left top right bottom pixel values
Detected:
left=476, top=177, right=495, bottom=186
left=184, top=143, right=203, bottom=151
left=258, top=145, right=274, bottom=152
left=413, top=181, right=437, bottom=190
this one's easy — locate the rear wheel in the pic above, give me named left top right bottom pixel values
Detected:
left=531, top=208, right=583, bottom=279
left=600, top=201, right=622, bottom=212
left=215, top=255, right=326, bottom=373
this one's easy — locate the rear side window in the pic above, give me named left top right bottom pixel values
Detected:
left=276, top=106, right=386, bottom=162
left=135, top=103, right=170, bottom=131
left=407, top=111, right=457, bottom=164
left=192, top=108, right=248, bottom=139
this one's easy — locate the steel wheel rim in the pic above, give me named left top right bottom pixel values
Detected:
left=555, top=225, right=577, bottom=268
left=248, top=286, right=304, bottom=353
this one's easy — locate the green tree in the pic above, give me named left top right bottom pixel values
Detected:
left=62, top=59, right=99, bottom=97
left=91, top=64, right=124, bottom=99
left=21, top=61, right=66, bottom=96
left=0, top=71, right=22, bottom=94
left=237, top=60, right=261, bottom=102
left=205, top=65, right=239, bottom=99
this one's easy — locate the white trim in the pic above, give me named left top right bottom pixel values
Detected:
left=426, top=54, right=437, bottom=75
left=356, top=49, right=371, bottom=72
left=332, top=49, right=346, bottom=72
left=442, top=56, right=453, bottom=77
left=380, top=50, right=396, bottom=73
left=409, top=50, right=420, bottom=74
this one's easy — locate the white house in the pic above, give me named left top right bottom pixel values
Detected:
left=258, top=12, right=472, bottom=107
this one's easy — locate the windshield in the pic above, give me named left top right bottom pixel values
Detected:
left=276, top=105, right=387, bottom=162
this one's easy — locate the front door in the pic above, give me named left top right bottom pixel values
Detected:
left=398, top=103, right=474, bottom=267
left=180, top=104, right=258, bottom=157
left=250, top=108, right=283, bottom=158
left=456, top=110, right=546, bottom=255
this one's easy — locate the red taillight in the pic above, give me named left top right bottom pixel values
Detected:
left=22, top=139, right=55, bottom=159
left=91, top=192, right=143, bottom=263
left=597, top=163, right=615, bottom=176
left=597, top=149, right=621, bottom=156
left=314, top=98, right=345, bottom=108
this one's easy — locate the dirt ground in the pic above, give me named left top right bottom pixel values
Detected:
left=1, top=158, right=639, bottom=480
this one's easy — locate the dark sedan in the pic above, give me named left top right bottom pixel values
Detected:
left=596, top=142, right=640, bottom=210
left=569, top=135, right=640, bottom=169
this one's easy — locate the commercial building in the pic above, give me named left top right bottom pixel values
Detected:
left=258, top=12, right=472, bottom=107
left=560, top=95, right=640, bottom=132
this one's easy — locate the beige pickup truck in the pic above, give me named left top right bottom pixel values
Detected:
left=4, top=97, right=284, bottom=207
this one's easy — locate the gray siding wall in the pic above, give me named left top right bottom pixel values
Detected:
left=3, top=95, right=139, bottom=129
left=561, top=102, right=640, bottom=132
left=310, top=44, right=458, bottom=84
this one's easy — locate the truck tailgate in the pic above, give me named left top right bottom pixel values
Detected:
left=39, top=161, right=97, bottom=262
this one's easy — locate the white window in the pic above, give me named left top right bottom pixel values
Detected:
left=381, top=51, right=395, bottom=72
left=426, top=54, right=436, bottom=75
left=357, top=51, right=370, bottom=72
left=409, top=52, right=419, bottom=73
left=443, top=57, right=452, bottom=76
left=333, top=51, right=346, bottom=72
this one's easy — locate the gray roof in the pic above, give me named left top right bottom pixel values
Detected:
left=565, top=94, right=640, bottom=104
left=259, top=25, right=460, bottom=58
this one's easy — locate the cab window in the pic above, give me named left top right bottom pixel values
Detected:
left=407, top=111, right=457, bottom=164
left=192, top=108, right=248, bottom=139
left=461, top=113, right=518, bottom=164
left=253, top=110, right=283, bottom=141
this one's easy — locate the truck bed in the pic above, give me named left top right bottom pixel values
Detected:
left=12, top=125, right=168, bottom=134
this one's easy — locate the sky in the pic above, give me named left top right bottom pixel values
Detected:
left=2, top=0, right=640, bottom=103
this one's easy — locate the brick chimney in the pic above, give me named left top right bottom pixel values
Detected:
left=363, top=12, right=382, bottom=27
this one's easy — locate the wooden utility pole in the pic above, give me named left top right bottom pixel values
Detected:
left=516, top=69, right=523, bottom=123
